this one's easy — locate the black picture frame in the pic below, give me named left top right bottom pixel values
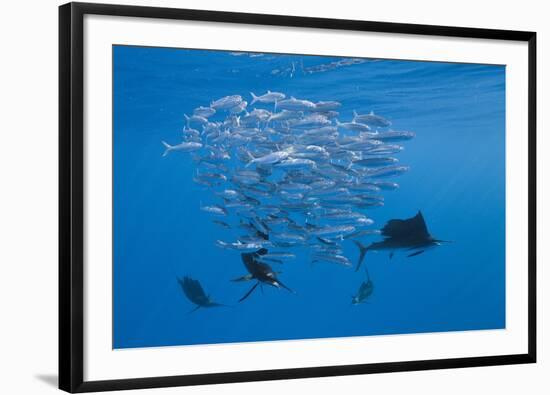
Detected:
left=59, top=2, right=537, bottom=393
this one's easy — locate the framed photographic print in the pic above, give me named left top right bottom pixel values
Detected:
left=59, top=2, right=537, bottom=393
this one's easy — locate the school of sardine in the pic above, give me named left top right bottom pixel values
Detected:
left=162, top=91, right=415, bottom=270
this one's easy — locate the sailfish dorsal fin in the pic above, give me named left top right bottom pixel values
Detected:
left=381, top=210, right=431, bottom=240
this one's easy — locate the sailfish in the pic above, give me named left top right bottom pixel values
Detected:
left=351, top=268, right=374, bottom=305
left=232, top=248, right=295, bottom=302
left=177, top=276, right=224, bottom=313
left=353, top=211, right=449, bottom=271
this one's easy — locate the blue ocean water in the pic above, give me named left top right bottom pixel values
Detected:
left=113, top=45, right=505, bottom=349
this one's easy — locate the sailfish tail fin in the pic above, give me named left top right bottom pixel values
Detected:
left=187, top=305, right=201, bottom=314
left=238, top=282, right=260, bottom=303
left=277, top=279, right=296, bottom=294
left=353, top=240, right=369, bottom=272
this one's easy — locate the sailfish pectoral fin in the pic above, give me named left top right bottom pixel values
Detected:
left=407, top=250, right=425, bottom=258
left=231, top=274, right=254, bottom=282
left=238, top=282, right=260, bottom=302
